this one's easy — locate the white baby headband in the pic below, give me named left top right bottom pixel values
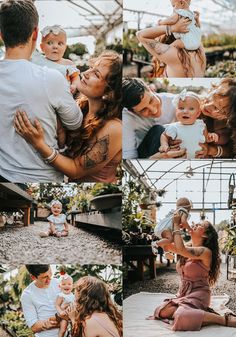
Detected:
left=172, top=89, right=201, bottom=107
left=50, top=200, right=62, bottom=207
left=60, top=273, right=73, bottom=282
left=41, top=25, right=66, bottom=38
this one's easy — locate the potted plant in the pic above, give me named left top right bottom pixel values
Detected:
left=90, top=183, right=122, bottom=211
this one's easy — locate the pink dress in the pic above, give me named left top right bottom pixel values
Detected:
left=154, top=259, right=211, bottom=331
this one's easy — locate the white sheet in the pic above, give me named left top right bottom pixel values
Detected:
left=124, top=292, right=236, bottom=337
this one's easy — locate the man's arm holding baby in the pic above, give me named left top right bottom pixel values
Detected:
left=46, top=69, right=83, bottom=130
left=159, top=132, right=170, bottom=152
left=31, top=318, right=59, bottom=333
left=21, top=293, right=60, bottom=333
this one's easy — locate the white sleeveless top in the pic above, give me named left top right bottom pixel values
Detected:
left=173, top=9, right=201, bottom=50
left=154, top=207, right=190, bottom=238
left=165, top=119, right=205, bottom=159
left=58, top=291, right=75, bottom=304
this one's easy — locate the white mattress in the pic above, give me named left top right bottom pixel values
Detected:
left=124, top=292, right=236, bottom=337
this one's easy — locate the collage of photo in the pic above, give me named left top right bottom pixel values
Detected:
left=0, top=1, right=236, bottom=337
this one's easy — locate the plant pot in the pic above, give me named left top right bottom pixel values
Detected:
left=90, top=193, right=122, bottom=211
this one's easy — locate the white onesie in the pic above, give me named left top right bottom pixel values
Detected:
left=173, top=9, right=201, bottom=50
left=165, top=119, right=205, bottom=159
left=154, top=207, right=190, bottom=238
left=58, top=292, right=75, bottom=304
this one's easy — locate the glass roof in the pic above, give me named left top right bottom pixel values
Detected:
left=0, top=0, right=122, bottom=52
left=124, top=0, right=236, bottom=34
left=124, top=160, right=236, bottom=223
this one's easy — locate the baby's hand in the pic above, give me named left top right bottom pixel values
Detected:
left=206, top=132, right=219, bottom=143
left=159, top=144, right=170, bottom=152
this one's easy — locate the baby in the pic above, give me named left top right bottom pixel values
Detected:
left=39, top=200, right=69, bottom=238
left=55, top=274, right=75, bottom=337
left=159, top=89, right=219, bottom=159
left=32, top=25, right=80, bottom=94
left=158, top=0, right=201, bottom=51
left=152, top=197, right=192, bottom=259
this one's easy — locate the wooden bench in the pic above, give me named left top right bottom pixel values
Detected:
left=123, top=245, right=156, bottom=281
left=0, top=183, right=33, bottom=226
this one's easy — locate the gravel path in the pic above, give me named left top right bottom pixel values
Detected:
left=124, top=262, right=236, bottom=312
left=0, top=222, right=121, bottom=265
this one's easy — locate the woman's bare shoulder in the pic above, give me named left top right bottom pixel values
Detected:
left=83, top=313, right=108, bottom=337
left=99, top=119, right=122, bottom=135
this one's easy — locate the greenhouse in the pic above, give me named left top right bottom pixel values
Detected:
left=123, top=0, right=236, bottom=77
left=123, top=159, right=236, bottom=336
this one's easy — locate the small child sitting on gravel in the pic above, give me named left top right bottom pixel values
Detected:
left=55, top=273, right=75, bottom=337
left=40, top=200, right=69, bottom=238
left=151, top=197, right=192, bottom=259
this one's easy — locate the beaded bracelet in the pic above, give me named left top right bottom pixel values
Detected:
left=43, top=148, right=59, bottom=164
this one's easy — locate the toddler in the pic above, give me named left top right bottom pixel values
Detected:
left=158, top=0, right=201, bottom=51
left=40, top=200, right=69, bottom=238
left=32, top=25, right=80, bottom=94
left=55, top=274, right=75, bottom=337
left=152, top=197, right=192, bottom=259
left=159, top=89, right=219, bottom=159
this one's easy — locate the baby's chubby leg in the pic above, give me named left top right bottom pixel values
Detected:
left=39, top=226, right=55, bottom=238
left=58, top=319, right=68, bottom=337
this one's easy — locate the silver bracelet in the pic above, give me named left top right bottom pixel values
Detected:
left=214, top=145, right=223, bottom=158
left=43, top=148, right=59, bottom=164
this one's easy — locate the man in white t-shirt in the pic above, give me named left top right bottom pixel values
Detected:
left=122, top=78, right=186, bottom=159
left=0, top=0, right=83, bottom=182
left=21, top=265, right=61, bottom=337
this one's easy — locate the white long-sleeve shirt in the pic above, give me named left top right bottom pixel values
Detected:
left=21, top=278, right=60, bottom=337
left=0, top=59, right=83, bottom=182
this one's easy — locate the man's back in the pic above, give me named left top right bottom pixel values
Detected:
left=0, top=59, right=82, bottom=182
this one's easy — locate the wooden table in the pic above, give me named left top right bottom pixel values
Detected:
left=0, top=183, right=33, bottom=226
left=123, top=245, right=156, bottom=281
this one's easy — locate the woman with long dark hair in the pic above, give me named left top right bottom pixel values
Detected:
left=199, top=78, right=236, bottom=158
left=68, top=276, right=122, bottom=337
left=14, top=50, right=122, bottom=182
left=150, top=215, right=236, bottom=330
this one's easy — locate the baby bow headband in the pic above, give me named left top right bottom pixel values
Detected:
left=50, top=200, right=62, bottom=207
left=41, top=25, right=66, bottom=38
left=172, top=89, right=201, bottom=107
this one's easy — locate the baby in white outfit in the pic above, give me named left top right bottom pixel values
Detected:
left=159, top=89, right=219, bottom=159
left=56, top=273, right=75, bottom=337
left=152, top=197, right=192, bottom=259
left=158, top=0, right=201, bottom=51
left=40, top=200, right=69, bottom=238
left=32, top=25, right=80, bottom=94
